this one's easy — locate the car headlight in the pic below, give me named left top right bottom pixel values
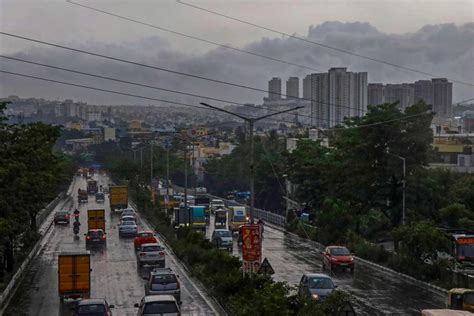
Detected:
left=311, top=293, right=319, bottom=300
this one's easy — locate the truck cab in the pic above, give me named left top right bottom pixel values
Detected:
left=228, top=206, right=248, bottom=232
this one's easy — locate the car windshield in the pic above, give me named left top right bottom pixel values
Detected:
left=140, top=232, right=154, bottom=238
left=330, top=248, right=350, bottom=256
left=308, top=277, right=334, bottom=289
left=152, top=274, right=177, bottom=284
left=77, top=304, right=106, bottom=315
left=56, top=212, right=68, bottom=216
left=89, top=231, right=103, bottom=237
left=464, top=292, right=474, bottom=305
left=143, top=245, right=161, bottom=252
left=143, top=302, right=178, bottom=314
left=459, top=244, right=474, bottom=258
left=122, top=221, right=135, bottom=226
left=216, top=231, right=231, bottom=237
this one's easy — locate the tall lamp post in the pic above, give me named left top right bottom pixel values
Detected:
left=386, top=151, right=406, bottom=225
left=200, top=102, right=303, bottom=222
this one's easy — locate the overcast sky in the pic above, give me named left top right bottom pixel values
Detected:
left=0, top=0, right=473, bottom=104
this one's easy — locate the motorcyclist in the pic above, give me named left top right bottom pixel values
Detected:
left=73, top=220, right=81, bottom=234
left=73, top=208, right=80, bottom=221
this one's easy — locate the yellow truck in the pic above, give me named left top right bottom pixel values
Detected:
left=228, top=206, right=249, bottom=232
left=87, top=209, right=106, bottom=231
left=58, top=251, right=91, bottom=301
left=109, top=186, right=128, bottom=212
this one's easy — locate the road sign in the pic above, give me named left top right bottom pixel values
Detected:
left=258, top=257, right=274, bottom=275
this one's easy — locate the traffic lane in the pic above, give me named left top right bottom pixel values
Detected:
left=262, top=224, right=446, bottom=315
left=132, top=206, right=217, bottom=315
left=96, top=173, right=217, bottom=315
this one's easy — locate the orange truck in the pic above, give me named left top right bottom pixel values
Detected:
left=58, top=251, right=91, bottom=301
left=87, top=209, right=106, bottom=231
left=109, top=186, right=128, bottom=212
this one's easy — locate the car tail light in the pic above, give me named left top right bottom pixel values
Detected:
left=102, top=234, right=106, bottom=239
left=459, top=256, right=465, bottom=260
left=177, top=281, right=180, bottom=289
left=140, top=253, right=146, bottom=257
left=159, top=252, right=165, bottom=256
left=86, top=236, right=91, bottom=240
left=65, top=214, right=70, bottom=218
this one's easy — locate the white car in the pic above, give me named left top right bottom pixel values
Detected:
left=210, top=199, right=225, bottom=212
left=121, top=208, right=136, bottom=218
left=136, top=243, right=166, bottom=268
left=121, top=215, right=136, bottom=223
left=119, top=220, right=138, bottom=237
left=134, top=295, right=180, bottom=316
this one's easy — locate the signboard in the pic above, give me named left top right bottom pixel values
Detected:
left=458, top=237, right=474, bottom=245
left=257, top=257, right=275, bottom=275
left=242, top=224, right=262, bottom=273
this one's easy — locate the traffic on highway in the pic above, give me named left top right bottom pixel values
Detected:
left=4, top=171, right=219, bottom=316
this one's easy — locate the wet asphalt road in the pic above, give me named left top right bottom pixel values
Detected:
left=204, top=197, right=447, bottom=315
left=4, top=175, right=216, bottom=316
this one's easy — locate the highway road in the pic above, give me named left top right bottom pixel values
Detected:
left=204, top=196, right=447, bottom=315
left=4, top=174, right=217, bottom=316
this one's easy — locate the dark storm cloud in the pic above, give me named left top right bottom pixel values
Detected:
left=1, top=21, right=472, bottom=105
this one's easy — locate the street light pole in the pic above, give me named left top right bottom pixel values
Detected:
left=200, top=102, right=303, bottom=222
left=386, top=151, right=406, bottom=225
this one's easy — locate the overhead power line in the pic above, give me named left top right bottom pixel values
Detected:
left=0, top=69, right=429, bottom=131
left=177, top=0, right=474, bottom=87
left=0, top=32, right=366, bottom=117
left=66, top=0, right=323, bottom=72
left=0, top=55, right=339, bottom=125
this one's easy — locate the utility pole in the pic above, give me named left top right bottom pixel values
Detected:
left=150, top=142, right=153, bottom=188
left=386, top=151, right=406, bottom=225
left=200, top=102, right=303, bottom=222
left=183, top=142, right=189, bottom=225
left=166, top=145, right=170, bottom=211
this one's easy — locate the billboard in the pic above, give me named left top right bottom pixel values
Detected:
left=242, top=224, right=262, bottom=273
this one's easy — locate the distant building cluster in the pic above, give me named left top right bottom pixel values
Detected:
left=368, top=78, right=452, bottom=115
left=264, top=70, right=453, bottom=128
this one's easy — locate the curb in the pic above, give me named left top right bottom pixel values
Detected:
left=129, top=201, right=228, bottom=316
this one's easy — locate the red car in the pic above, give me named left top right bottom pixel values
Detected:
left=322, top=246, right=354, bottom=272
left=134, top=231, right=158, bottom=250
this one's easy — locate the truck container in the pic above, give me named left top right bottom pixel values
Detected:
left=191, top=206, right=206, bottom=232
left=109, top=186, right=128, bottom=212
left=228, top=206, right=248, bottom=232
left=87, top=208, right=106, bottom=231
left=58, top=251, right=91, bottom=301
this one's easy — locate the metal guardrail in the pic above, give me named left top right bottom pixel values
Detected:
left=253, top=208, right=287, bottom=227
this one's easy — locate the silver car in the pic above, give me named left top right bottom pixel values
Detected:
left=144, top=268, right=181, bottom=303
left=211, top=229, right=233, bottom=251
left=118, top=220, right=138, bottom=237
left=137, top=243, right=166, bottom=268
left=134, top=295, right=180, bottom=316
left=298, top=273, right=337, bottom=301
left=121, top=208, right=136, bottom=219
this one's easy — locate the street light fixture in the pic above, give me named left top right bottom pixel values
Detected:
left=200, top=102, right=303, bottom=222
left=386, top=150, right=406, bottom=225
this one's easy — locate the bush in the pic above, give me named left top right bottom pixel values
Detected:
left=352, top=241, right=390, bottom=264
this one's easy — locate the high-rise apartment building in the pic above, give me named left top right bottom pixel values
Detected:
left=303, top=75, right=312, bottom=100
left=286, top=77, right=299, bottom=99
left=367, top=78, right=452, bottom=116
left=368, top=83, right=385, bottom=106
left=307, top=68, right=367, bottom=128
left=432, top=78, right=453, bottom=116
left=385, top=83, right=414, bottom=110
left=268, top=77, right=282, bottom=101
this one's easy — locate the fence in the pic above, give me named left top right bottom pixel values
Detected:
left=253, top=208, right=287, bottom=227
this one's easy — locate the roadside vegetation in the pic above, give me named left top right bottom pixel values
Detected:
left=0, top=102, right=76, bottom=291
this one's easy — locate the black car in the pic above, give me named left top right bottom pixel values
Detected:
left=74, top=298, right=114, bottom=316
left=54, top=210, right=70, bottom=225
left=85, top=229, right=107, bottom=246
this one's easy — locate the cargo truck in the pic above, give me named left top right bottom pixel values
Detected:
left=87, top=209, right=106, bottom=231
left=228, top=206, right=248, bottom=232
left=58, top=251, right=91, bottom=301
left=191, top=206, right=206, bottom=232
left=109, top=186, right=128, bottom=212
left=195, top=196, right=211, bottom=224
